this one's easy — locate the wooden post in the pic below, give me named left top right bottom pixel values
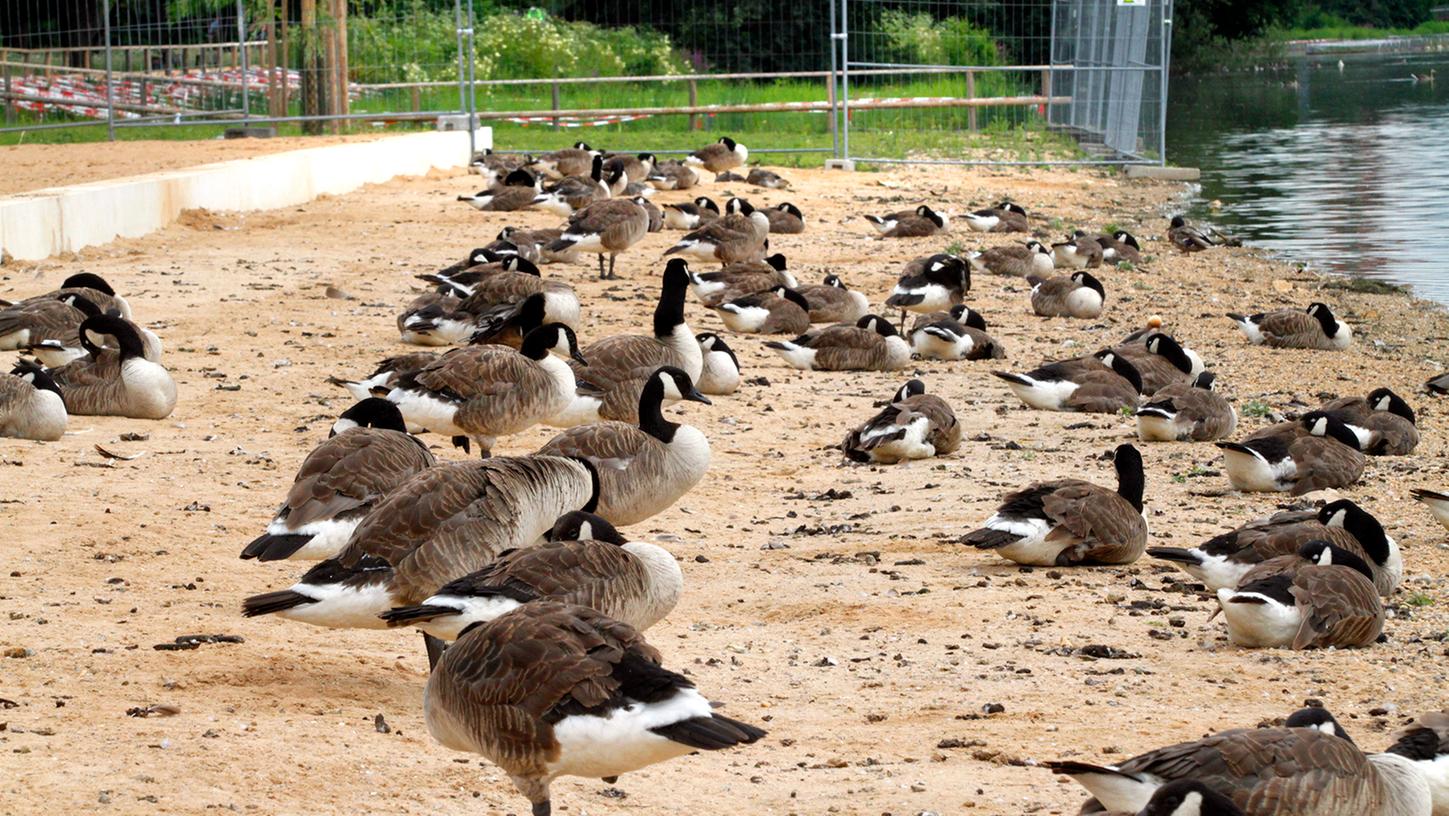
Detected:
left=688, top=79, right=698, bottom=131
left=278, top=8, right=289, bottom=117
left=826, top=69, right=836, bottom=144
left=411, top=85, right=420, bottom=112
left=2, top=56, right=12, bottom=126
left=1041, top=68, right=1052, bottom=121
left=966, top=70, right=977, bottom=132
left=300, top=0, right=322, bottom=133
left=138, top=73, right=148, bottom=109
left=551, top=80, right=560, bottom=129
left=333, top=0, right=349, bottom=132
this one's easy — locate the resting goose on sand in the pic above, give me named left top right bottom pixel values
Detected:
left=686, top=136, right=749, bottom=180
left=456, top=169, right=542, bottom=212
left=1135, top=371, right=1237, bottom=442
left=765, top=314, right=911, bottom=372
left=796, top=274, right=869, bottom=324
left=713, top=286, right=811, bottom=335
left=1216, top=541, right=1384, bottom=650
left=1217, top=412, right=1367, bottom=495
left=746, top=167, right=791, bottom=189
left=842, top=379, right=960, bottom=464
left=963, top=202, right=1028, bottom=233
left=239, top=399, right=435, bottom=563
left=0, top=360, right=67, bottom=442
left=993, top=349, right=1142, bottom=413
left=1112, top=332, right=1206, bottom=395
left=423, top=601, right=765, bottom=816
left=663, top=198, right=770, bottom=264
left=865, top=205, right=947, bottom=238
left=662, top=196, right=719, bottom=230
left=885, top=253, right=970, bottom=314
left=2, top=272, right=133, bottom=320
left=962, top=443, right=1147, bottom=566
left=695, top=333, right=741, bottom=396
left=1051, top=230, right=1104, bottom=269
left=1029, top=270, right=1106, bottom=318
left=1137, top=780, right=1244, bottom=816
left=380, top=510, right=681, bottom=640
left=49, top=316, right=176, bottom=420
left=687, top=254, right=796, bottom=307
left=1321, top=388, right=1419, bottom=455
left=16, top=295, right=163, bottom=367
left=909, top=304, right=1005, bottom=361
left=530, top=156, right=611, bottom=216
left=647, top=160, right=699, bottom=191
left=538, top=367, right=711, bottom=526
left=1228, top=303, right=1353, bottom=350
left=529, top=142, right=600, bottom=179
left=602, top=152, right=656, bottom=183
left=760, top=201, right=804, bottom=233
left=1097, top=230, right=1143, bottom=264
left=969, top=240, right=1053, bottom=278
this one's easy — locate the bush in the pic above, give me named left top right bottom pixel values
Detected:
left=875, top=10, right=1001, bottom=67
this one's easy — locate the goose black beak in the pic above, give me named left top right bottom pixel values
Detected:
left=685, top=388, right=712, bottom=405
left=570, top=350, right=589, bottom=366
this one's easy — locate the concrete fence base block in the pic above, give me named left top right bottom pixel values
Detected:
left=824, top=159, right=856, bottom=172
left=1125, top=165, right=1201, bottom=181
left=0, top=128, right=492, bottom=262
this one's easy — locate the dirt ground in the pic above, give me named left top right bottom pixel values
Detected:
left=2, top=153, right=1448, bottom=816
left=0, top=133, right=393, bottom=196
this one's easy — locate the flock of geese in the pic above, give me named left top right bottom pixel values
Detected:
left=4, top=135, right=1449, bottom=816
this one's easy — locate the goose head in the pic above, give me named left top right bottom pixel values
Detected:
left=778, top=202, right=803, bottom=218
left=1306, top=302, right=1340, bottom=333
left=1096, top=350, right=1144, bottom=394
left=695, top=196, right=720, bottom=214
left=652, top=366, right=711, bottom=406
left=950, top=304, right=988, bottom=331
left=718, top=136, right=738, bottom=150
left=1317, top=499, right=1390, bottom=566
left=502, top=255, right=541, bottom=276
left=1284, top=706, right=1355, bottom=743
left=1137, top=779, right=1244, bottom=816
left=1114, top=230, right=1142, bottom=249
left=521, top=323, right=587, bottom=365
left=1367, top=387, right=1415, bottom=424
left=1145, top=333, right=1194, bottom=375
left=1072, top=270, right=1107, bottom=300
left=822, top=274, right=846, bottom=290
left=60, top=292, right=104, bottom=318
left=774, top=287, right=811, bottom=312
left=501, top=168, right=537, bottom=188
left=998, top=202, right=1028, bottom=216
left=1191, top=371, right=1217, bottom=390
left=1297, top=539, right=1375, bottom=581
left=60, top=272, right=117, bottom=295
left=331, top=397, right=409, bottom=437
left=916, top=205, right=945, bottom=229
left=893, top=379, right=926, bottom=402
left=1026, top=240, right=1052, bottom=256
left=857, top=314, right=900, bottom=338
left=1301, top=410, right=1361, bottom=448
left=548, top=510, right=626, bottom=545
left=725, top=197, right=754, bottom=216
left=571, top=141, right=593, bottom=151
left=11, top=359, right=62, bottom=398
left=79, top=315, right=145, bottom=360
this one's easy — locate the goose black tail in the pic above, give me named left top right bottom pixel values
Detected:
left=651, top=714, right=767, bottom=750
left=959, top=528, right=1019, bottom=550
left=242, top=589, right=314, bottom=618
left=239, top=533, right=312, bottom=562
left=379, top=604, right=458, bottom=627
left=1146, top=547, right=1202, bottom=565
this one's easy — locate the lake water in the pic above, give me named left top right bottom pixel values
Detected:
left=1166, top=47, right=1449, bottom=303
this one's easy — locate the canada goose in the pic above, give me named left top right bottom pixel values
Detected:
left=992, top=349, right=1142, bottom=413
left=396, top=292, right=476, bottom=346
left=548, top=196, right=651, bottom=280
left=488, top=227, right=578, bottom=265
left=765, top=314, right=912, bottom=372
left=1284, top=705, right=1355, bottom=741
left=242, top=455, right=600, bottom=655
left=0, top=360, right=66, bottom=441
left=1384, top=712, right=1449, bottom=813
left=1217, top=412, right=1367, bottom=494
left=1137, top=780, right=1244, bottom=816
left=1098, top=230, right=1143, bottom=264
left=1052, top=230, right=1105, bottom=268
left=1112, top=332, right=1206, bottom=395
left=746, top=167, right=790, bottom=189
left=842, top=379, right=960, bottom=464
left=646, top=160, right=699, bottom=190
left=468, top=148, right=530, bottom=184
left=380, top=510, right=682, bottom=640
left=663, top=196, right=720, bottom=230
left=910, top=304, right=1006, bottom=360
left=449, top=261, right=580, bottom=337
left=0, top=293, right=101, bottom=352
left=969, top=240, right=1054, bottom=277
left=530, top=156, right=609, bottom=216
left=1049, top=718, right=1431, bottom=815
left=885, top=253, right=970, bottom=313
left=1135, top=372, right=1237, bottom=442
left=1228, top=303, right=1353, bottom=350
left=687, top=136, right=749, bottom=179
left=1321, top=388, right=1419, bottom=455
left=864, top=205, right=948, bottom=238
left=1413, top=486, right=1449, bottom=537
left=962, top=443, right=1146, bottom=566
left=423, top=601, right=765, bottom=816
left=238, top=399, right=434, bottom=563
left=760, top=201, right=805, bottom=234
left=695, top=333, right=741, bottom=395
left=16, top=294, right=163, bottom=367
left=3, top=272, right=133, bottom=320
left=1217, top=540, right=1383, bottom=649
left=963, top=202, right=1029, bottom=233
left=1149, top=499, right=1400, bottom=596
left=550, top=260, right=702, bottom=427
left=797, top=274, right=869, bottom=324
left=530, top=141, right=599, bottom=179
left=663, top=198, right=770, bottom=264
left=602, top=152, right=656, bottom=182
left=49, top=315, right=176, bottom=420
left=1030, top=270, right=1106, bottom=318
left=687, top=253, right=796, bottom=307
left=387, top=324, right=586, bottom=456
left=713, top=286, right=811, bottom=335
left=1427, top=372, right=1449, bottom=396
left=328, top=351, right=444, bottom=412
left=427, top=246, right=511, bottom=282
left=456, top=169, right=542, bottom=212
left=539, top=367, right=710, bottom=526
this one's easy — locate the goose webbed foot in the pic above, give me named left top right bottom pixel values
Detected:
left=531, top=801, right=551, bottom=816
left=451, top=436, right=470, bottom=455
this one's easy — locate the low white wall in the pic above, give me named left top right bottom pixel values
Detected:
left=0, top=127, right=492, bottom=262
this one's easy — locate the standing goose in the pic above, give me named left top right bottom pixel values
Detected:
left=961, top=443, right=1147, bottom=566
left=1149, top=499, right=1400, bottom=596
left=992, top=349, right=1143, bottom=413
left=239, top=399, right=436, bottom=563
left=538, top=367, right=711, bottom=526
left=423, top=602, right=766, bottom=816
left=864, top=205, right=948, bottom=238
left=686, top=135, right=749, bottom=180
left=1217, top=541, right=1384, bottom=650
left=1029, top=270, right=1106, bottom=318
left=547, top=196, right=651, bottom=280
left=3, top=272, right=133, bottom=320
left=456, top=169, right=542, bottom=212
left=551, top=260, right=702, bottom=426
left=1217, top=412, right=1367, bottom=495
left=1321, top=388, right=1419, bottom=455
left=695, top=333, right=741, bottom=395
left=602, top=152, right=656, bottom=182
left=663, top=198, right=770, bottom=264
left=1412, top=488, right=1449, bottom=533
left=49, top=315, right=176, bottom=420
left=765, top=314, right=912, bottom=372
left=0, top=360, right=67, bottom=441
left=1098, top=230, right=1143, bottom=264
left=1137, top=780, right=1245, bottom=816
left=963, top=202, right=1029, bottom=233
left=760, top=201, right=805, bottom=233
left=910, top=304, right=1006, bottom=361
left=646, top=160, right=699, bottom=191
left=1052, top=230, right=1105, bottom=268
left=746, top=167, right=791, bottom=189
left=529, top=142, right=599, bottom=180
left=1135, top=371, right=1237, bottom=442
left=885, top=253, right=970, bottom=314
left=454, top=258, right=581, bottom=335
left=387, top=324, right=586, bottom=456
left=1228, top=303, right=1353, bottom=350
left=969, top=240, right=1054, bottom=277
left=379, top=511, right=682, bottom=640
left=842, top=379, right=961, bottom=464
left=530, top=156, right=609, bottom=216
left=328, top=350, right=447, bottom=409
left=797, top=274, right=869, bottom=324
left=687, top=253, right=796, bottom=307
left=1048, top=717, right=1431, bottom=815
left=1112, top=332, right=1206, bottom=395
left=242, top=455, right=600, bottom=660
left=662, top=196, right=719, bottom=230
left=712, top=286, right=812, bottom=335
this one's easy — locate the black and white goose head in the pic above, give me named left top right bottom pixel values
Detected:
left=1317, top=498, right=1399, bottom=581
left=11, top=359, right=62, bottom=398
left=500, top=255, right=541, bottom=276
left=638, top=366, right=711, bottom=441
left=695, top=196, right=720, bottom=214
left=1191, top=371, right=1217, bottom=390
left=548, top=509, right=626, bottom=545
left=1137, top=779, right=1244, bottom=816
left=1095, top=350, right=1145, bottom=395
left=1305, top=302, right=1346, bottom=338
left=948, top=303, right=989, bottom=331
left=1073, top=270, right=1106, bottom=299
left=1367, top=387, right=1416, bottom=424
left=62, top=272, right=118, bottom=296
left=772, top=286, right=811, bottom=312
left=822, top=274, right=846, bottom=290
left=1026, top=239, right=1052, bottom=256
left=79, top=315, right=146, bottom=360
left=1144, top=332, right=1204, bottom=377
left=330, top=397, right=409, bottom=437
left=1284, top=706, right=1355, bottom=743
left=520, top=323, right=588, bottom=366
left=998, top=201, right=1027, bottom=216
left=1300, top=410, right=1367, bottom=449
left=916, top=205, right=947, bottom=230
left=1114, top=230, right=1142, bottom=250
left=893, top=379, right=926, bottom=402
left=777, top=202, right=804, bottom=219
left=858, top=313, right=901, bottom=338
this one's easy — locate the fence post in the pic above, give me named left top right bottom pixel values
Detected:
left=238, top=0, right=250, bottom=122
left=839, top=0, right=849, bottom=161
left=688, top=79, right=698, bottom=131
left=552, top=79, right=560, bottom=129
left=828, top=0, right=838, bottom=158
left=2, top=57, right=12, bottom=126
left=966, top=70, right=977, bottom=132
left=411, top=86, right=420, bottom=112
left=102, top=0, right=115, bottom=141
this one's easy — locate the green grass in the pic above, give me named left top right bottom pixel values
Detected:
left=1271, top=21, right=1449, bottom=41
left=1404, top=593, right=1436, bottom=608
left=1242, top=400, right=1273, bottom=418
